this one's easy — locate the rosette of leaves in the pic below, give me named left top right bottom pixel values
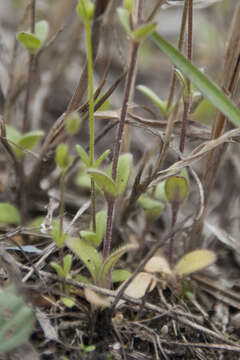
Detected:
left=17, top=20, right=49, bottom=53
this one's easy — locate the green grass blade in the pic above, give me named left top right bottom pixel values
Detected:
left=151, top=32, right=240, bottom=128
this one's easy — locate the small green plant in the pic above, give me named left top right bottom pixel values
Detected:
left=17, top=20, right=49, bottom=53
left=79, top=343, right=96, bottom=354
left=51, top=254, right=75, bottom=308
left=0, top=286, right=34, bottom=354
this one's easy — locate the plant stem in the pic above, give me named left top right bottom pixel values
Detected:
left=103, top=41, right=139, bottom=260
left=85, top=19, right=96, bottom=231
left=167, top=0, right=189, bottom=111
left=169, top=201, right=179, bottom=267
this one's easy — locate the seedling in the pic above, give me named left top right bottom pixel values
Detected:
left=17, top=20, right=49, bottom=53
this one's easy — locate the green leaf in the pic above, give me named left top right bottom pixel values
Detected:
left=61, top=297, right=75, bottom=308
left=90, top=210, right=107, bottom=246
left=79, top=344, right=96, bottom=353
left=51, top=223, right=67, bottom=248
left=108, top=153, right=133, bottom=196
left=63, top=254, right=73, bottom=276
left=17, top=32, right=41, bottom=52
left=0, top=286, right=34, bottom=355
left=50, top=262, right=65, bottom=278
left=117, top=7, right=131, bottom=34
left=88, top=168, right=117, bottom=197
left=151, top=32, right=240, bottom=128
left=174, top=250, right=216, bottom=276
left=94, top=149, right=111, bottom=168
left=66, top=237, right=102, bottom=284
left=79, top=230, right=98, bottom=244
left=123, top=0, right=135, bottom=13
left=132, top=23, right=156, bottom=42
left=34, top=20, right=49, bottom=44
left=16, top=130, right=44, bottom=157
left=0, top=203, right=20, bottom=225
left=111, top=269, right=131, bottom=283
left=100, top=243, right=136, bottom=286
left=154, top=181, right=167, bottom=202
left=56, top=144, right=73, bottom=172
left=76, top=0, right=94, bottom=22
left=75, top=274, right=90, bottom=283
left=66, top=112, right=82, bottom=135
left=5, top=125, right=21, bottom=144
left=165, top=176, right=189, bottom=203
left=138, top=195, right=164, bottom=220
left=76, top=144, right=90, bottom=166
left=75, top=171, right=92, bottom=189
left=137, top=85, right=168, bottom=117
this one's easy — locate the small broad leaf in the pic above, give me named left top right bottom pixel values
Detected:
left=144, top=255, right=171, bottom=275
left=151, top=32, right=240, bottom=128
left=66, top=112, right=82, bottom=135
left=111, top=269, right=131, bottom=283
left=61, top=297, right=75, bottom=308
left=88, top=168, right=117, bottom=197
left=79, top=230, right=98, bottom=244
left=66, top=237, right=102, bottom=283
left=137, top=85, right=168, bottom=117
left=34, top=20, right=49, bottom=45
left=94, top=149, right=110, bottom=168
left=138, top=195, right=164, bottom=220
left=0, top=203, right=20, bottom=224
left=17, top=32, right=41, bottom=52
left=165, top=176, right=189, bottom=203
left=100, top=243, right=137, bottom=286
left=131, top=23, right=156, bottom=43
left=56, top=144, right=73, bottom=172
left=119, top=272, right=156, bottom=299
left=75, top=171, right=92, bottom=189
left=5, top=125, right=21, bottom=144
left=174, top=250, right=216, bottom=276
left=16, top=130, right=44, bottom=157
left=154, top=181, right=168, bottom=202
left=117, top=7, right=131, bottom=35
left=76, top=144, right=90, bottom=167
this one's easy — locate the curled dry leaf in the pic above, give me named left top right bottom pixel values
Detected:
left=84, top=288, right=111, bottom=308
left=120, top=272, right=157, bottom=299
left=174, top=249, right=216, bottom=276
left=144, top=255, right=171, bottom=275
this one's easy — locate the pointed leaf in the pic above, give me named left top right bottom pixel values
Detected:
left=100, top=243, right=137, bottom=286
left=50, top=262, right=65, bottom=278
left=132, top=23, right=156, bottom=42
left=61, top=297, right=75, bottom=308
left=108, top=153, right=133, bottom=196
left=151, top=32, right=240, bottom=128
left=94, top=149, right=110, bottom=168
left=76, top=144, right=90, bottom=166
left=174, top=250, right=216, bottom=276
left=0, top=203, right=20, bottom=225
left=137, top=85, right=168, bottom=117
left=63, top=254, right=73, bottom=276
left=66, top=237, right=102, bottom=283
left=90, top=210, right=107, bottom=246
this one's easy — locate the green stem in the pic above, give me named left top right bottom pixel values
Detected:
left=85, top=19, right=96, bottom=230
